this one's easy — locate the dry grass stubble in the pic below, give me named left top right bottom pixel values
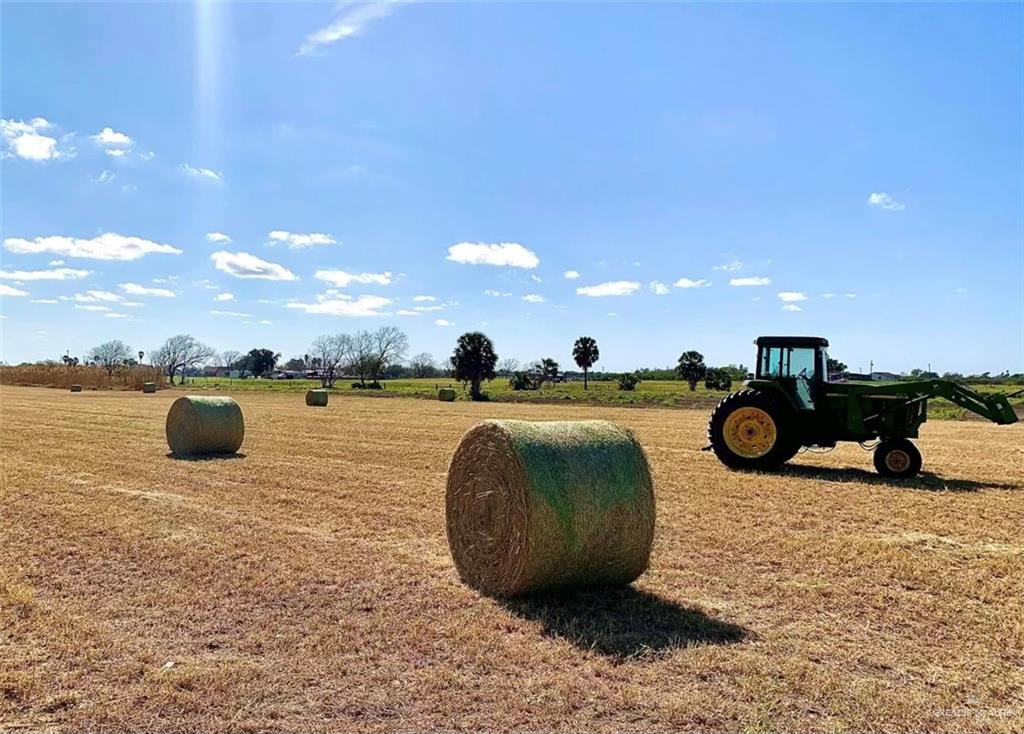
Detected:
left=1, top=385, right=1022, bottom=732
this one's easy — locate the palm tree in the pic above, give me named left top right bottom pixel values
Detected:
left=572, top=336, right=600, bottom=390
left=451, top=332, right=497, bottom=400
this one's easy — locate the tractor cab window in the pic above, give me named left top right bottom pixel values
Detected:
left=785, top=347, right=817, bottom=410
left=759, top=347, right=782, bottom=377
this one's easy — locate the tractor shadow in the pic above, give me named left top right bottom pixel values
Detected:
left=781, top=464, right=1020, bottom=492
left=165, top=452, right=247, bottom=462
left=501, top=586, right=748, bottom=661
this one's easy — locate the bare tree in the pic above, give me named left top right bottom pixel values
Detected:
left=370, top=326, right=409, bottom=384
left=310, top=333, right=352, bottom=388
left=347, top=330, right=375, bottom=386
left=498, top=357, right=520, bottom=377
left=88, top=340, right=133, bottom=375
left=221, top=350, right=241, bottom=371
left=409, top=352, right=436, bottom=378
left=152, top=334, right=216, bottom=384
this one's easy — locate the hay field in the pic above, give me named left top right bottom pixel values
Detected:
left=1, top=385, right=1022, bottom=733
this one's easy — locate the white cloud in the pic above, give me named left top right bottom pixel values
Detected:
left=151, top=276, right=179, bottom=284
left=298, top=1, right=406, bottom=56
left=434, top=318, right=453, bottom=326
left=3, top=233, right=182, bottom=261
left=211, top=310, right=252, bottom=318
left=74, top=290, right=122, bottom=303
left=48, top=260, right=64, bottom=266
left=844, top=293, right=856, bottom=299
left=104, top=312, right=128, bottom=319
left=522, top=294, right=546, bottom=303
left=180, top=163, right=223, bottom=183
left=193, top=279, right=220, bottom=290
left=269, top=230, right=337, bottom=249
left=714, top=260, right=744, bottom=272
left=31, top=299, right=58, bottom=304
left=782, top=304, right=802, bottom=312
left=214, top=292, right=235, bottom=302
left=564, top=270, right=580, bottom=280
left=1, top=118, right=73, bottom=162
left=868, top=192, right=905, bottom=211
left=315, top=270, right=391, bottom=287
left=674, top=278, right=711, bottom=289
left=0, top=267, right=90, bottom=281
left=119, top=282, right=175, bottom=297
left=75, top=304, right=110, bottom=312
left=396, top=309, right=420, bottom=316
left=0, top=284, right=29, bottom=297
left=413, top=295, right=436, bottom=302
left=92, top=170, right=116, bottom=184
left=205, top=232, right=231, bottom=244
left=649, top=281, right=670, bottom=295
left=91, top=127, right=132, bottom=147
left=820, top=293, right=836, bottom=299
left=483, top=289, right=512, bottom=297
left=211, top=251, right=298, bottom=281
left=730, top=276, right=771, bottom=287
left=286, top=294, right=392, bottom=317
left=447, top=242, right=539, bottom=269
left=576, top=280, right=641, bottom=297
left=777, top=291, right=807, bottom=302
left=607, top=312, right=618, bottom=317
left=530, top=274, right=543, bottom=283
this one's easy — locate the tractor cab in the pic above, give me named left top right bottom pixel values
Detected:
left=752, top=336, right=829, bottom=411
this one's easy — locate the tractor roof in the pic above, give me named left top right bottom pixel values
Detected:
left=755, top=336, right=829, bottom=348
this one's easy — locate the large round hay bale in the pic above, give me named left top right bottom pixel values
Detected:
left=306, top=389, right=328, bottom=407
left=438, top=387, right=457, bottom=402
left=445, top=419, right=655, bottom=597
left=142, top=382, right=157, bottom=394
left=165, top=396, right=244, bottom=456
left=70, top=384, right=82, bottom=393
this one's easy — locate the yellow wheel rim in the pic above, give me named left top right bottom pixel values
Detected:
left=723, top=407, right=777, bottom=458
left=885, top=449, right=910, bottom=473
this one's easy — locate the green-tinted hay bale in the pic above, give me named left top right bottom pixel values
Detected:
left=438, top=387, right=457, bottom=402
left=165, top=396, right=244, bottom=456
left=142, top=382, right=157, bottom=394
left=445, top=420, right=655, bottom=597
left=70, top=384, right=82, bottom=393
left=306, top=389, right=329, bottom=407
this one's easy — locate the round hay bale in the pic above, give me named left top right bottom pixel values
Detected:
left=306, top=389, right=329, bottom=407
left=70, top=384, right=82, bottom=393
left=165, top=396, right=244, bottom=456
left=438, top=387, right=457, bottom=402
left=142, top=382, right=157, bottom=394
left=445, top=419, right=655, bottom=597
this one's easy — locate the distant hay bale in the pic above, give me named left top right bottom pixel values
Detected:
left=70, top=384, right=82, bottom=393
left=438, top=387, right=457, bottom=402
left=306, top=389, right=329, bottom=407
left=165, top=396, right=244, bottom=457
left=445, top=420, right=655, bottom=597
left=142, top=382, right=157, bottom=394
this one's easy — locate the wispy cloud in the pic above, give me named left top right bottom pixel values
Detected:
left=576, top=280, right=641, bottom=297
left=4, top=233, right=181, bottom=261
left=180, top=163, right=223, bottom=183
left=730, top=276, right=771, bottom=287
left=298, top=1, right=407, bottom=56
left=714, top=260, right=744, bottom=272
left=315, top=270, right=391, bottom=287
left=214, top=292, right=235, bottom=302
left=564, top=270, right=580, bottom=280
left=649, top=281, right=670, bottom=295
left=522, top=294, right=546, bottom=303
left=0, top=284, right=29, bottom=297
left=119, top=282, right=176, bottom=297
left=0, top=267, right=90, bottom=281
left=447, top=241, right=539, bottom=269
left=435, top=318, right=453, bottom=327
left=269, top=230, right=337, bottom=249
left=211, top=251, right=297, bottom=281
left=868, top=192, right=905, bottom=211
left=782, top=304, right=802, bottom=312
left=286, top=293, right=391, bottom=317
left=211, top=309, right=252, bottom=318
left=205, top=232, right=231, bottom=244
left=674, top=278, right=711, bottom=289
left=777, top=291, right=807, bottom=302
left=413, top=295, right=436, bottom=302
left=483, top=289, right=512, bottom=297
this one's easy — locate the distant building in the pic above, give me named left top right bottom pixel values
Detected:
left=871, top=371, right=902, bottom=382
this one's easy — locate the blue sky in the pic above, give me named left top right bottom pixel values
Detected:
left=2, top=1, right=1021, bottom=374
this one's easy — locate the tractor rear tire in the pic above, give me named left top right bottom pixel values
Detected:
left=708, top=389, right=799, bottom=471
left=873, top=438, right=922, bottom=479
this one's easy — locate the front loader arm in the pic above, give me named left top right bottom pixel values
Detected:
left=930, top=381, right=1021, bottom=425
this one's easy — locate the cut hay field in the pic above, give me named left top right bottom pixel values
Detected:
left=1, top=385, right=1022, bottom=733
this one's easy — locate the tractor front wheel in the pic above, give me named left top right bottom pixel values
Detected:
left=873, top=438, right=922, bottom=479
left=708, top=389, right=798, bottom=471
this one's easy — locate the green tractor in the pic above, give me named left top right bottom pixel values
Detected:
left=708, top=336, right=1021, bottom=478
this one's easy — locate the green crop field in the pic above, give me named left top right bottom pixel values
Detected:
left=178, top=376, right=1022, bottom=419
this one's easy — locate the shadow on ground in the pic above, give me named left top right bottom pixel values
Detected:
left=502, top=586, right=748, bottom=661
left=781, top=463, right=1019, bottom=492
left=166, top=452, right=248, bottom=462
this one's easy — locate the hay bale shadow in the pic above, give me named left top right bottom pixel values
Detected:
left=165, top=452, right=247, bottom=462
left=501, top=586, right=747, bottom=661
left=780, top=464, right=1019, bottom=492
